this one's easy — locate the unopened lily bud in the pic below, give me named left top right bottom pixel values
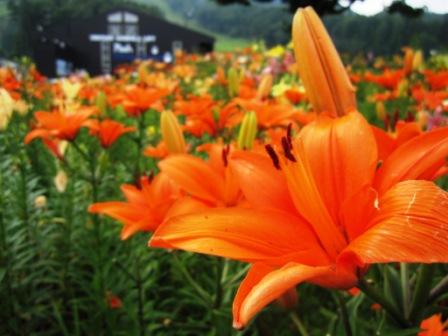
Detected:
left=292, top=7, right=356, bottom=117
left=160, top=110, right=186, bottom=154
left=0, top=88, right=14, bottom=130
left=227, top=68, right=240, bottom=98
left=237, top=111, right=258, bottom=150
left=146, top=125, right=157, bottom=136
left=54, top=170, right=68, bottom=193
left=58, top=141, right=68, bottom=156
left=417, top=110, right=429, bottom=129
left=95, top=91, right=107, bottom=115
left=412, top=50, right=424, bottom=72
left=376, top=101, right=386, bottom=121
left=397, top=79, right=409, bottom=97
left=256, top=74, right=273, bottom=100
left=403, top=47, right=414, bottom=76
left=137, top=62, right=149, bottom=84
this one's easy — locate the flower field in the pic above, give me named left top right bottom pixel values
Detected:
left=1, top=7, right=448, bottom=336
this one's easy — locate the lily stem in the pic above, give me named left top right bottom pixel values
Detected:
left=289, top=311, right=310, bottom=336
left=400, top=263, right=411, bottom=319
left=428, top=274, right=448, bottom=304
left=409, top=264, right=434, bottom=322
left=171, top=253, right=212, bottom=306
left=336, top=292, right=352, bottom=336
left=135, top=113, right=145, bottom=178
left=214, top=258, right=224, bottom=308
left=358, top=279, right=409, bottom=327
left=135, top=254, right=145, bottom=336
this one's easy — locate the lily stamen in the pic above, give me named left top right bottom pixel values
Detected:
left=281, top=137, right=296, bottom=162
left=265, top=144, right=281, bottom=170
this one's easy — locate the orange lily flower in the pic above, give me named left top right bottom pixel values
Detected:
left=370, top=91, right=399, bottom=102
left=157, top=143, right=243, bottom=208
left=143, top=141, right=170, bottom=160
left=216, top=66, right=228, bottom=86
left=24, top=109, right=94, bottom=144
left=418, top=314, right=448, bottom=336
left=121, top=86, right=169, bottom=117
left=41, top=138, right=67, bottom=160
left=238, top=77, right=258, bottom=100
left=402, top=47, right=414, bottom=76
left=412, top=86, right=448, bottom=111
left=89, top=174, right=181, bottom=240
left=0, top=67, right=21, bottom=92
left=284, top=88, right=305, bottom=105
left=371, top=120, right=422, bottom=161
left=151, top=115, right=448, bottom=328
left=233, top=98, right=303, bottom=129
left=86, top=119, right=135, bottom=148
left=150, top=7, right=448, bottom=329
left=364, top=69, right=405, bottom=90
left=424, top=70, right=448, bottom=91
left=174, top=95, right=218, bottom=136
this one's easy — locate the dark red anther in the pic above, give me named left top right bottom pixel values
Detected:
left=384, top=113, right=390, bottom=131
left=265, top=144, right=280, bottom=170
left=147, top=170, right=154, bottom=183
left=134, top=172, right=142, bottom=189
left=376, top=160, right=383, bottom=171
left=406, top=111, right=415, bottom=122
left=135, top=171, right=154, bottom=189
left=392, top=109, right=400, bottom=130
left=281, top=136, right=296, bottom=162
left=221, top=144, right=230, bottom=167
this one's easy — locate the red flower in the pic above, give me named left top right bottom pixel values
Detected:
left=106, top=291, right=122, bottom=309
left=419, top=314, right=448, bottom=336
left=86, top=119, right=135, bottom=148
left=25, top=109, right=94, bottom=144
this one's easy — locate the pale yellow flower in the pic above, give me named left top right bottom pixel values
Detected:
left=14, top=100, right=29, bottom=116
left=54, top=170, right=68, bottom=193
left=61, top=79, right=81, bottom=101
left=34, top=195, right=47, bottom=209
left=0, top=88, right=14, bottom=130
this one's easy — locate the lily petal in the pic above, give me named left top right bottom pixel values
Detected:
left=300, top=112, right=378, bottom=227
left=374, top=127, right=448, bottom=195
left=282, top=140, right=347, bottom=259
left=159, top=154, right=225, bottom=205
left=340, top=180, right=448, bottom=266
left=232, top=263, right=334, bottom=329
left=371, top=126, right=397, bottom=162
left=150, top=207, right=324, bottom=264
left=230, top=150, right=297, bottom=213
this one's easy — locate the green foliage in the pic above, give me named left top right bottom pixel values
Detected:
left=324, top=11, right=448, bottom=55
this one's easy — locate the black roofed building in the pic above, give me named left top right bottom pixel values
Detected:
left=31, top=6, right=215, bottom=77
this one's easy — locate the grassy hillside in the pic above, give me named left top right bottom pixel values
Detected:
left=133, top=0, right=253, bottom=51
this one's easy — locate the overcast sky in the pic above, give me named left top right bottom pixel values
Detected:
left=349, top=0, right=448, bottom=15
